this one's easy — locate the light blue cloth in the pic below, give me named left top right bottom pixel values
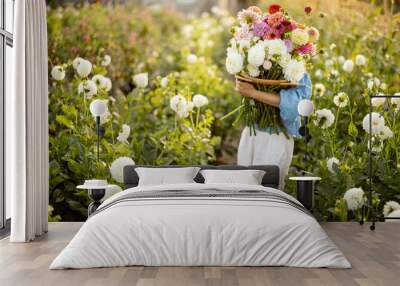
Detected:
left=257, top=73, right=312, bottom=137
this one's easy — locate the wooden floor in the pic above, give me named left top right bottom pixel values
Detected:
left=0, top=222, right=399, bottom=286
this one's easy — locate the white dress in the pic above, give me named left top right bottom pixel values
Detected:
left=238, top=127, right=294, bottom=190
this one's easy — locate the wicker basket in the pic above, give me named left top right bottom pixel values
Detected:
left=236, top=73, right=298, bottom=87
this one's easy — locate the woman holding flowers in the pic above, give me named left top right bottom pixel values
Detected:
left=225, top=4, right=316, bottom=189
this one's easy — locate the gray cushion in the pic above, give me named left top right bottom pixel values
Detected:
left=123, top=165, right=280, bottom=189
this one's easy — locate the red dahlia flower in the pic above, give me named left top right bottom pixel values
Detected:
left=268, top=4, right=282, bottom=14
left=305, top=6, right=312, bottom=14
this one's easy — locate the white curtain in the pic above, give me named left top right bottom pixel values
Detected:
left=7, top=0, right=49, bottom=242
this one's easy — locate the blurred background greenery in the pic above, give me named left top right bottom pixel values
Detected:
left=47, top=0, right=400, bottom=222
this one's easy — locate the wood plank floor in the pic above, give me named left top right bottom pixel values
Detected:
left=0, top=222, right=399, bottom=286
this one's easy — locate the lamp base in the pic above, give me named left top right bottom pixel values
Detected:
left=87, top=188, right=106, bottom=216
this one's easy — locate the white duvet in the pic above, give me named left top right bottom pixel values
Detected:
left=50, top=183, right=351, bottom=269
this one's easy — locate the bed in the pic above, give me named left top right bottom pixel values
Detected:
left=50, top=165, right=351, bottom=269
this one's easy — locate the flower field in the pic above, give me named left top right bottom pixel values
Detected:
left=48, top=1, right=400, bottom=221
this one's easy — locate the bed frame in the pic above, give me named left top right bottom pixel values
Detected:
left=123, top=165, right=280, bottom=189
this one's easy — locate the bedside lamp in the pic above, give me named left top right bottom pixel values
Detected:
left=89, top=99, right=107, bottom=162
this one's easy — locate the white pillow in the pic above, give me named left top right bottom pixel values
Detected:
left=200, top=169, right=266, bottom=185
left=135, top=167, right=200, bottom=186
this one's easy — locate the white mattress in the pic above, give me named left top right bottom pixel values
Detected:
left=50, top=183, right=351, bottom=269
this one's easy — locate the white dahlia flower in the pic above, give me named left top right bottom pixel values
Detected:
left=336, top=56, right=345, bottom=64
left=380, top=83, right=387, bottom=90
left=133, top=73, right=148, bottom=88
left=290, top=29, right=309, bottom=46
left=51, top=65, right=65, bottom=81
left=116, top=124, right=131, bottom=143
left=314, top=69, right=323, bottom=78
left=327, top=157, right=340, bottom=173
left=76, top=59, right=92, bottom=77
left=315, top=83, right=326, bottom=96
left=193, top=94, right=209, bottom=108
left=367, top=80, right=374, bottom=90
left=72, top=57, right=84, bottom=69
left=342, top=59, right=354, bottom=73
left=333, top=92, right=349, bottom=108
left=225, top=51, right=244, bottom=75
left=160, top=77, right=169, bottom=88
left=247, top=64, right=260, bottom=77
left=187, top=54, right=198, bottom=64
left=343, top=188, right=365, bottom=211
left=314, top=109, right=335, bottom=129
left=110, top=156, right=135, bottom=183
left=355, top=54, right=367, bottom=66
left=78, top=80, right=98, bottom=98
left=278, top=53, right=291, bottom=69
left=263, top=60, right=272, bottom=70
left=330, top=69, right=339, bottom=77
left=101, top=55, right=111, bottom=67
left=391, top=94, right=400, bottom=106
left=383, top=201, right=400, bottom=217
left=170, top=94, right=189, bottom=118
left=186, top=101, right=195, bottom=112
left=371, top=93, right=386, bottom=107
left=283, top=59, right=305, bottom=83
left=266, top=39, right=287, bottom=57
left=247, top=44, right=265, bottom=67
left=92, top=74, right=112, bottom=92
left=378, top=125, right=393, bottom=140
left=362, top=112, right=385, bottom=134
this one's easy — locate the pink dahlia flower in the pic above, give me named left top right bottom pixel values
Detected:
left=253, top=22, right=269, bottom=38
left=267, top=12, right=285, bottom=28
left=296, top=43, right=315, bottom=55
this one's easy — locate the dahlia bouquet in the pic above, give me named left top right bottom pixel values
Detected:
left=224, top=4, right=319, bottom=134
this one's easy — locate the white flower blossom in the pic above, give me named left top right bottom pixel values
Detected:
left=110, top=157, right=135, bottom=183
left=290, top=29, right=309, bottom=46
left=247, top=64, right=260, bottom=77
left=367, top=80, right=374, bottom=90
left=337, top=56, right=346, bottom=64
left=378, top=125, right=393, bottom=140
left=330, top=69, right=339, bottom=77
left=333, top=92, right=349, bottom=108
left=170, top=94, right=189, bottom=118
left=278, top=53, right=291, bottom=69
left=75, top=58, right=92, bottom=77
left=101, top=55, right=111, bottom=66
left=283, top=59, right=305, bottom=83
left=343, top=188, right=365, bottom=210
left=116, top=124, right=130, bottom=143
left=314, top=69, right=323, bottom=78
left=133, top=73, right=148, bottom=88
left=314, top=109, right=335, bottom=129
left=160, top=77, right=169, bottom=88
left=342, top=59, right=354, bottom=73
left=391, top=93, right=400, bottom=107
left=326, top=59, right=334, bottom=67
left=327, top=157, right=340, bottom=174
left=380, top=83, right=387, bottom=90
left=362, top=112, right=385, bottom=134
left=187, top=54, right=198, bottom=64
left=92, top=74, right=112, bottom=92
left=78, top=80, right=98, bottom=98
left=265, top=39, right=287, bottom=57
left=193, top=94, right=209, bottom=108
left=72, top=57, right=84, bottom=69
left=225, top=50, right=244, bottom=75
left=371, top=93, right=386, bottom=107
left=355, top=54, right=367, bottom=66
left=51, top=65, right=65, bottom=81
left=247, top=44, right=265, bottom=67
left=263, top=60, right=272, bottom=70
left=315, top=83, right=326, bottom=96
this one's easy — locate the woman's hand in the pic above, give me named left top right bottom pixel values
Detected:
left=235, top=79, right=256, bottom=98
